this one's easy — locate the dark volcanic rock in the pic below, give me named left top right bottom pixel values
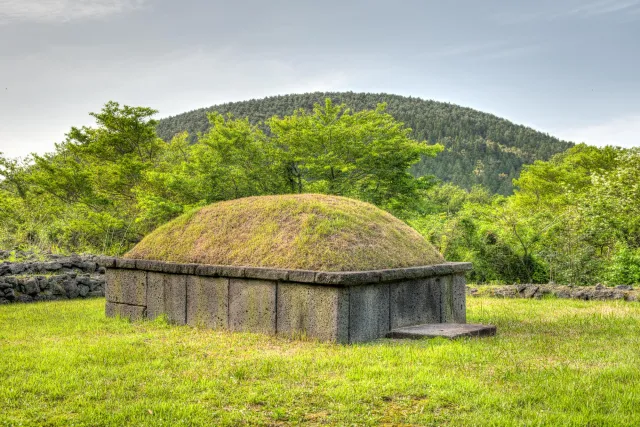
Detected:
left=23, top=278, right=40, bottom=295
left=78, top=285, right=90, bottom=297
left=16, top=294, right=33, bottom=303
left=523, top=285, right=539, bottom=299
left=5, top=288, right=16, bottom=301
left=63, top=279, right=80, bottom=299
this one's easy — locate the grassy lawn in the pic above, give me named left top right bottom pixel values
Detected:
left=1, top=298, right=639, bottom=426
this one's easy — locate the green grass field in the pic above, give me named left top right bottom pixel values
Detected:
left=1, top=298, right=639, bottom=426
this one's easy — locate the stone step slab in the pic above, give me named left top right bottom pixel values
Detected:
left=386, top=323, right=496, bottom=339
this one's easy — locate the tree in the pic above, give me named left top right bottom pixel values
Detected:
left=23, top=102, right=165, bottom=253
left=268, top=99, right=442, bottom=212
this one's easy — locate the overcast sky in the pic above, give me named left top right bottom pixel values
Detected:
left=1, top=0, right=639, bottom=158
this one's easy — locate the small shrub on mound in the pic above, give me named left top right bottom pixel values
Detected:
left=126, top=194, right=444, bottom=271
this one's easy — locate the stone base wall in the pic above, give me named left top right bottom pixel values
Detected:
left=101, top=258, right=471, bottom=343
left=0, top=255, right=106, bottom=304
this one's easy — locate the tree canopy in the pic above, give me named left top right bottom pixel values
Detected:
left=0, top=99, right=441, bottom=254
left=156, top=92, right=573, bottom=195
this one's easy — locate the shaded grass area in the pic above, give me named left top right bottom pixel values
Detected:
left=1, top=298, right=639, bottom=426
left=125, top=194, right=444, bottom=271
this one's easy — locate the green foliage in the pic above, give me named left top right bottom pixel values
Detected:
left=606, top=244, right=640, bottom=285
left=3, top=98, right=637, bottom=286
left=0, top=99, right=440, bottom=255
left=411, top=144, right=640, bottom=285
left=156, top=92, right=573, bottom=195
left=268, top=99, right=442, bottom=212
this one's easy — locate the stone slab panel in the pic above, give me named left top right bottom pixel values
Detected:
left=390, top=278, right=441, bottom=329
left=105, top=301, right=146, bottom=321
left=439, top=275, right=454, bottom=323
left=105, top=269, right=146, bottom=306
left=146, top=271, right=165, bottom=320
left=186, top=276, right=229, bottom=329
left=452, top=273, right=467, bottom=323
left=348, top=284, right=390, bottom=343
left=244, top=267, right=289, bottom=281
left=386, top=323, right=496, bottom=339
left=315, top=271, right=380, bottom=286
left=229, top=279, right=276, bottom=334
left=146, top=272, right=187, bottom=325
left=115, top=258, right=136, bottom=269
left=276, top=283, right=348, bottom=343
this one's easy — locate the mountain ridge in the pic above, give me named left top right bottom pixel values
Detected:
left=156, top=91, right=574, bottom=194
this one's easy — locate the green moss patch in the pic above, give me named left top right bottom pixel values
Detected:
left=125, top=194, right=444, bottom=271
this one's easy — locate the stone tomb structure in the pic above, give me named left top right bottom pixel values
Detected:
left=102, top=258, right=473, bottom=343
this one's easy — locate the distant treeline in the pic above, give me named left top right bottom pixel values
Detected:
left=157, top=92, right=573, bottom=195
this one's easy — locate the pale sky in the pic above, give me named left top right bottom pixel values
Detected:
left=1, top=0, right=639, bottom=159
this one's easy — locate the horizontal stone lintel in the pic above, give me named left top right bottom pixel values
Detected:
left=99, top=258, right=472, bottom=286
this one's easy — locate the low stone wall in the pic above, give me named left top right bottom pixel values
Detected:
left=100, top=258, right=472, bottom=343
left=0, top=255, right=106, bottom=304
left=468, top=284, right=639, bottom=302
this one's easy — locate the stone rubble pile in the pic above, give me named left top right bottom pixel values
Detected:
left=0, top=252, right=106, bottom=304
left=467, top=283, right=638, bottom=302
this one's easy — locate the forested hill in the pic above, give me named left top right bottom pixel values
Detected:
left=156, top=92, right=573, bottom=194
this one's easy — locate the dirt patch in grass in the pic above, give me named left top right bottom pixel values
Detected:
left=125, top=194, right=444, bottom=271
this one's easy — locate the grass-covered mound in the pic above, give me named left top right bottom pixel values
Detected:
left=125, top=194, right=444, bottom=271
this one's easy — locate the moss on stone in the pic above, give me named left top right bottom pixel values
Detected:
left=125, top=194, right=444, bottom=271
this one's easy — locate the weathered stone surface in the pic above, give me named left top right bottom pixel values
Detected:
left=287, top=270, right=316, bottom=283
left=146, top=272, right=164, bottom=319
left=229, top=279, right=276, bottom=334
left=186, top=276, right=228, bottom=329
left=115, top=258, right=136, bottom=269
left=452, top=273, right=467, bottom=323
left=348, top=284, right=390, bottom=343
left=244, top=267, right=289, bottom=281
left=135, top=259, right=165, bottom=272
left=390, top=278, right=440, bottom=329
left=64, top=278, right=79, bottom=299
left=95, top=258, right=479, bottom=343
left=439, top=276, right=454, bottom=323
left=78, top=285, right=90, bottom=297
left=387, top=323, right=496, bottom=339
left=106, top=301, right=146, bottom=321
left=276, top=283, right=348, bottom=343
left=16, top=294, right=33, bottom=303
left=468, top=284, right=640, bottom=304
left=379, top=266, right=435, bottom=283
left=51, top=283, right=66, bottom=296
left=160, top=262, right=182, bottom=274
left=523, top=285, right=539, bottom=299
left=179, top=264, right=198, bottom=276
left=194, top=265, right=221, bottom=277
left=146, top=272, right=187, bottom=325
left=219, top=266, right=245, bottom=278
left=23, top=278, right=39, bottom=295
left=44, top=262, right=62, bottom=271
left=432, top=264, right=454, bottom=276
left=9, top=264, right=26, bottom=275
left=105, top=269, right=146, bottom=305
left=315, top=271, right=381, bottom=286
